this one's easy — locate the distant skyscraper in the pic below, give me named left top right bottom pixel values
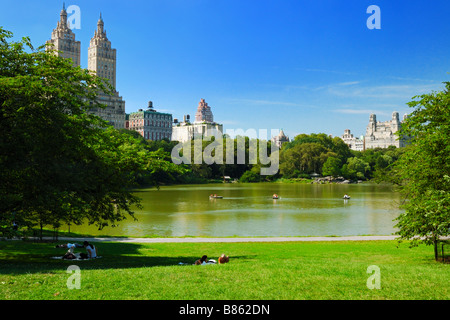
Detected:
left=47, top=8, right=126, bottom=130
left=87, top=14, right=126, bottom=129
left=88, top=13, right=116, bottom=89
left=195, top=99, right=214, bottom=123
left=46, top=4, right=81, bottom=67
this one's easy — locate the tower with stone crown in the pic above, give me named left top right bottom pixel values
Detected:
left=195, top=98, right=214, bottom=123
left=86, top=14, right=126, bottom=129
left=88, top=13, right=117, bottom=89
left=46, top=3, right=81, bottom=67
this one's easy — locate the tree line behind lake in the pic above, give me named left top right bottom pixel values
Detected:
left=138, top=131, right=404, bottom=185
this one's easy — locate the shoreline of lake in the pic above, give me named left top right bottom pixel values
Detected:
left=29, top=234, right=399, bottom=243
left=146, top=177, right=389, bottom=188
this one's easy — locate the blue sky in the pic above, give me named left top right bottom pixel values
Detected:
left=1, top=0, right=450, bottom=139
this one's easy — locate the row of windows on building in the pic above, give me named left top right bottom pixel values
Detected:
left=127, top=126, right=172, bottom=140
left=132, top=113, right=171, bottom=120
left=89, top=53, right=115, bottom=59
left=136, top=130, right=172, bottom=141
left=128, top=119, right=172, bottom=128
left=61, top=45, right=79, bottom=51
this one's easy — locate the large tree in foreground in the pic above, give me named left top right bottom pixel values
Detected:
left=392, top=82, right=450, bottom=260
left=0, top=28, right=181, bottom=237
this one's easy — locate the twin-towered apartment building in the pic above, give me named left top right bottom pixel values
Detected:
left=47, top=5, right=223, bottom=143
left=47, top=5, right=126, bottom=130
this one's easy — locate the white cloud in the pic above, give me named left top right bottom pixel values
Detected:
left=334, top=109, right=377, bottom=115
left=227, top=98, right=309, bottom=108
left=335, top=81, right=361, bottom=86
left=387, top=76, right=439, bottom=83
left=302, top=68, right=357, bottom=76
left=327, top=83, right=442, bottom=100
left=334, top=108, right=390, bottom=116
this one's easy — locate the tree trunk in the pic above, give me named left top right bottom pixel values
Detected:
left=434, top=238, right=439, bottom=261
left=39, top=221, right=43, bottom=241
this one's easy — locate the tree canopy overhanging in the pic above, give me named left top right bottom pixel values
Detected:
left=0, top=28, right=183, bottom=238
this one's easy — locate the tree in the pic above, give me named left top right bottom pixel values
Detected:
left=391, top=82, right=450, bottom=260
left=0, top=28, right=181, bottom=237
left=345, top=157, right=370, bottom=180
left=375, top=154, right=393, bottom=170
left=280, top=142, right=329, bottom=176
left=280, top=133, right=351, bottom=178
left=322, top=156, right=341, bottom=177
left=239, top=168, right=261, bottom=183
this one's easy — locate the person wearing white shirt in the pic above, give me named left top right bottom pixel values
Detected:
left=83, top=241, right=97, bottom=259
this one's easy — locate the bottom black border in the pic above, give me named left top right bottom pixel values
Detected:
left=0, top=300, right=445, bottom=318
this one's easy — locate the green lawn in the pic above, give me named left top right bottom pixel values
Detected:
left=0, top=240, right=449, bottom=300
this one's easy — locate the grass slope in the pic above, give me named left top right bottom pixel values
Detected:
left=0, top=240, right=449, bottom=300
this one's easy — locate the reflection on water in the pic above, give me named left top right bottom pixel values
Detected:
left=68, top=182, right=403, bottom=237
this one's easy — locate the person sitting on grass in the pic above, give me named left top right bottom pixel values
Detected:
left=83, top=241, right=98, bottom=259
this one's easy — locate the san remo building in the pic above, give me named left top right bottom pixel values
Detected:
left=47, top=5, right=126, bottom=129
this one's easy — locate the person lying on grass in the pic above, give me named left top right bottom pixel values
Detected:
left=55, top=243, right=83, bottom=253
left=194, top=254, right=230, bottom=265
left=218, top=254, right=229, bottom=264
left=195, top=255, right=210, bottom=265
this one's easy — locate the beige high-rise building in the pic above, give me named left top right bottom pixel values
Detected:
left=87, top=14, right=126, bottom=130
left=46, top=4, right=81, bottom=67
left=47, top=8, right=126, bottom=130
left=88, top=13, right=116, bottom=89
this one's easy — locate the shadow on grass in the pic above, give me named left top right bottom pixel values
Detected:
left=0, top=241, right=255, bottom=274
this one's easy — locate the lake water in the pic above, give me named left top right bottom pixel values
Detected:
left=68, top=182, right=403, bottom=237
